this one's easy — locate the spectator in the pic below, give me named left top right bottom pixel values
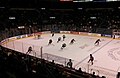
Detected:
left=67, top=59, right=73, bottom=68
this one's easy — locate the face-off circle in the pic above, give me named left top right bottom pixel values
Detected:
left=108, top=47, right=120, bottom=61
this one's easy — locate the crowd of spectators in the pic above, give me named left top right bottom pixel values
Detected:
left=0, top=7, right=120, bottom=34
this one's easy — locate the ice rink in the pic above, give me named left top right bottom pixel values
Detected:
left=2, top=33, right=120, bottom=78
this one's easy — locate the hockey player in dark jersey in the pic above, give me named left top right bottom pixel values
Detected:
left=62, top=35, right=66, bottom=41
left=88, top=54, right=94, bottom=65
left=57, top=37, right=61, bottom=43
left=48, top=39, right=53, bottom=45
left=52, top=33, right=54, bottom=37
left=94, top=39, right=101, bottom=46
left=70, top=39, right=75, bottom=44
left=61, top=43, right=66, bottom=50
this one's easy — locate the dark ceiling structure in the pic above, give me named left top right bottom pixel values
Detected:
left=0, top=0, right=120, bottom=8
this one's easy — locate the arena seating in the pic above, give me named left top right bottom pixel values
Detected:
left=0, top=6, right=120, bottom=34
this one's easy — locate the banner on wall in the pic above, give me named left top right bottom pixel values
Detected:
left=101, top=34, right=112, bottom=38
left=88, top=33, right=101, bottom=37
left=21, top=35, right=27, bottom=38
left=9, top=37, right=16, bottom=40
left=60, top=31, right=70, bottom=34
left=79, top=32, right=88, bottom=35
left=16, top=36, right=21, bottom=39
left=27, top=34, right=33, bottom=37
left=16, top=34, right=30, bottom=39
left=34, top=32, right=42, bottom=35
left=41, top=31, right=51, bottom=34
left=70, top=31, right=79, bottom=34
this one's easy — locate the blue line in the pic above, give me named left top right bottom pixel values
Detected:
left=74, top=39, right=113, bottom=68
left=92, top=39, right=113, bottom=55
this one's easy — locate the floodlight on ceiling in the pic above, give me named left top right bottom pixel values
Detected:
left=106, top=0, right=118, bottom=1
left=50, top=17, right=56, bottom=19
left=78, top=8, right=82, bottom=10
left=90, top=17, right=96, bottom=19
left=18, top=26, right=25, bottom=29
left=73, top=0, right=92, bottom=2
left=9, top=17, right=15, bottom=20
left=41, top=8, right=45, bottom=10
left=0, top=7, right=5, bottom=9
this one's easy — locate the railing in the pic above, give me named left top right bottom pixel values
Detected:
left=1, top=37, right=41, bottom=57
left=75, top=63, right=117, bottom=78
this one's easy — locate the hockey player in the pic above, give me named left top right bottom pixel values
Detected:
left=26, top=46, right=32, bottom=54
left=70, top=39, right=75, bottom=44
left=57, top=37, right=61, bottom=43
left=88, top=54, right=94, bottom=65
left=113, top=34, right=115, bottom=39
left=62, top=35, right=66, bottom=41
left=52, top=33, right=54, bottom=37
left=94, top=39, right=101, bottom=46
left=48, top=39, right=53, bottom=45
left=37, top=34, right=41, bottom=39
left=61, top=43, right=66, bottom=50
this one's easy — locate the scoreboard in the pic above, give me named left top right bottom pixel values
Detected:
left=73, top=0, right=119, bottom=2
left=60, top=0, right=73, bottom=1
left=60, top=0, right=119, bottom=2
